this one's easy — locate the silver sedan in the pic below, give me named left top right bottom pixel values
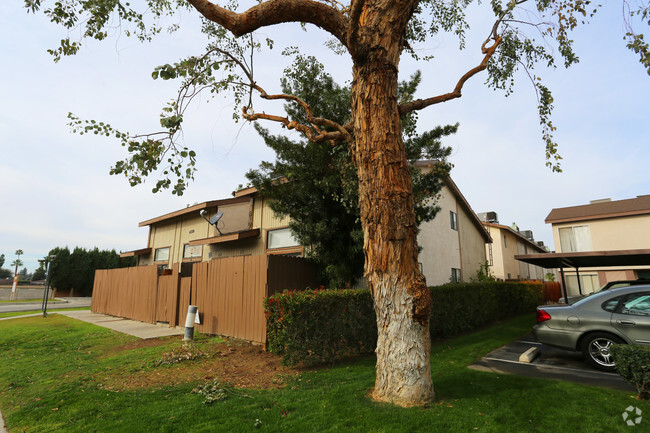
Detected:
left=533, top=285, right=650, bottom=371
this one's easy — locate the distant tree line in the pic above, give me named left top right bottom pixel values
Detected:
left=45, top=247, right=136, bottom=296
left=0, top=254, right=10, bottom=279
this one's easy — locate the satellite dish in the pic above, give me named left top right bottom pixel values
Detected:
left=209, top=212, right=224, bottom=225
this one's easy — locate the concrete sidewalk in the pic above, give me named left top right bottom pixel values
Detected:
left=0, top=310, right=184, bottom=339
left=57, top=310, right=185, bottom=339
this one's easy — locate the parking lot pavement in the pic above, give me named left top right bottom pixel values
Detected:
left=469, top=333, right=634, bottom=392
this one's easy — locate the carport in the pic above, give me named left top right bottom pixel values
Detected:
left=515, top=248, right=650, bottom=301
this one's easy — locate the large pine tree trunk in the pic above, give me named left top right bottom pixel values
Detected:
left=350, top=0, right=434, bottom=407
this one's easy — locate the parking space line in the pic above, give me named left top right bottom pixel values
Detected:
left=481, top=356, right=621, bottom=377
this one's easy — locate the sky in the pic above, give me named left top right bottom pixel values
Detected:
left=1, top=1, right=649, bottom=274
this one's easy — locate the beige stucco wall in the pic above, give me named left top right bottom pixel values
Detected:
left=137, top=195, right=295, bottom=266
left=458, top=209, right=487, bottom=281
left=208, top=196, right=290, bottom=259
left=485, top=226, right=506, bottom=280
left=418, top=185, right=461, bottom=286
left=552, top=214, right=650, bottom=252
left=139, top=215, right=213, bottom=267
left=485, top=225, right=550, bottom=281
left=551, top=214, right=650, bottom=292
left=501, top=230, right=521, bottom=279
left=485, top=227, right=522, bottom=279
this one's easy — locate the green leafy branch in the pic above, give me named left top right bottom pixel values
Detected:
left=24, top=0, right=186, bottom=62
left=67, top=112, right=196, bottom=195
left=623, top=1, right=650, bottom=74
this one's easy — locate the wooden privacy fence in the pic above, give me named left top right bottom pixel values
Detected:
left=91, top=255, right=316, bottom=344
left=543, top=281, right=562, bottom=304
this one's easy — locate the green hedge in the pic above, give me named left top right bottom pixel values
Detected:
left=429, top=282, right=543, bottom=337
left=265, top=289, right=376, bottom=366
left=611, top=344, right=650, bottom=400
left=265, top=282, right=543, bottom=365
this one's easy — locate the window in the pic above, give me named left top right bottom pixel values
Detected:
left=559, top=225, right=593, bottom=252
left=602, top=296, right=624, bottom=312
left=450, top=211, right=458, bottom=231
left=566, top=274, right=599, bottom=295
left=154, top=247, right=170, bottom=262
left=619, top=293, right=650, bottom=316
left=267, top=227, right=300, bottom=249
left=183, top=244, right=202, bottom=260
left=504, top=235, right=508, bottom=248
left=451, top=268, right=461, bottom=283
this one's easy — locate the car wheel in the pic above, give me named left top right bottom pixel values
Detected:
left=581, top=332, right=624, bottom=371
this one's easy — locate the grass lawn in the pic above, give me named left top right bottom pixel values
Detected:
left=0, top=308, right=91, bottom=320
left=0, top=314, right=646, bottom=432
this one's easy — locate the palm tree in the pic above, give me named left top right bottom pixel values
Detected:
left=13, top=249, right=24, bottom=276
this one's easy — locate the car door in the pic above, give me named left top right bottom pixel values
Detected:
left=611, top=291, right=650, bottom=346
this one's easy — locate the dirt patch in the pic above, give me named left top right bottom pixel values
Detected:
left=101, top=336, right=176, bottom=357
left=96, top=339, right=300, bottom=391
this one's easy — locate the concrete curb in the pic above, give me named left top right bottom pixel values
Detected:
left=0, top=408, right=7, bottom=433
left=518, top=347, right=539, bottom=363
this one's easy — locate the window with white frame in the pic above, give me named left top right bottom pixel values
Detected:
left=559, top=225, right=593, bottom=252
left=183, top=244, right=202, bottom=260
left=154, top=247, right=170, bottom=262
left=450, top=211, right=458, bottom=231
left=267, top=227, right=300, bottom=250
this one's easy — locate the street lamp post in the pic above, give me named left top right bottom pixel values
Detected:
left=41, top=255, right=56, bottom=317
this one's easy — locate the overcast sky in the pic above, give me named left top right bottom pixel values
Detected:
left=1, top=2, right=649, bottom=274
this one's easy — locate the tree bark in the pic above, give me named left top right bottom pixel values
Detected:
left=350, top=0, right=434, bottom=407
left=189, top=0, right=434, bottom=407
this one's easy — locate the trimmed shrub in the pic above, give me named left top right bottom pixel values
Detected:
left=429, top=281, right=543, bottom=338
left=611, top=344, right=650, bottom=400
left=265, top=288, right=376, bottom=366
left=265, top=281, right=543, bottom=365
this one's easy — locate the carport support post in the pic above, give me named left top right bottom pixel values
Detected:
left=183, top=305, right=198, bottom=343
left=559, top=268, right=569, bottom=303
left=575, top=267, right=583, bottom=296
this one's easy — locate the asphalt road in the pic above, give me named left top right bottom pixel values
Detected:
left=0, top=288, right=91, bottom=313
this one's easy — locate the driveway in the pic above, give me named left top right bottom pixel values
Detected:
left=470, top=333, right=634, bottom=392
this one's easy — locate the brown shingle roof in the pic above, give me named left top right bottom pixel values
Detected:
left=545, top=195, right=650, bottom=224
